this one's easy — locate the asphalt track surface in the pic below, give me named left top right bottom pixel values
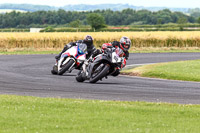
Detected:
left=0, top=53, right=200, bottom=104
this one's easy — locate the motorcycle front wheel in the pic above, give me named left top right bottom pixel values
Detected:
left=89, top=64, right=110, bottom=83
left=58, top=59, right=75, bottom=75
left=76, top=70, right=85, bottom=82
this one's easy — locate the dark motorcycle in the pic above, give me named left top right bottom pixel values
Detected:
left=76, top=46, right=124, bottom=83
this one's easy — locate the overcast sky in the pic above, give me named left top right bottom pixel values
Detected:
left=0, top=0, right=200, bottom=8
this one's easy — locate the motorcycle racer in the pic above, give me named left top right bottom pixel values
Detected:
left=111, top=36, right=130, bottom=60
left=92, top=36, right=131, bottom=76
left=55, top=35, right=96, bottom=60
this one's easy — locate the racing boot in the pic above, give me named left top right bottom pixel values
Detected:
left=55, top=53, right=62, bottom=60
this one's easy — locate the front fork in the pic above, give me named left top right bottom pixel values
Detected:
left=82, top=60, right=90, bottom=79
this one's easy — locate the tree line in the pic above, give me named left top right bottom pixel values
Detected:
left=0, top=8, right=199, bottom=28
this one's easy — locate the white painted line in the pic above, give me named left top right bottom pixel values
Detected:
left=124, top=63, right=155, bottom=70
left=126, top=63, right=155, bottom=67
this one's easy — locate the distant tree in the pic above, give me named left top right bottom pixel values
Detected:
left=57, top=9, right=68, bottom=24
left=69, top=20, right=81, bottom=28
left=177, top=17, right=188, bottom=31
left=157, top=18, right=163, bottom=25
left=87, top=13, right=106, bottom=30
left=43, top=26, right=55, bottom=32
left=178, top=17, right=188, bottom=24
left=136, top=10, right=152, bottom=23
left=156, top=9, right=173, bottom=24
left=198, top=17, right=200, bottom=24
left=0, top=8, right=197, bottom=28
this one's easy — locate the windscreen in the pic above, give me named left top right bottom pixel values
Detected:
left=78, top=43, right=87, bottom=54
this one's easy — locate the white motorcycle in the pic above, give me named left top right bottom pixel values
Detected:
left=51, top=43, right=87, bottom=75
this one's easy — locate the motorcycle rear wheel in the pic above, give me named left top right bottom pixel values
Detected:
left=51, top=65, right=58, bottom=75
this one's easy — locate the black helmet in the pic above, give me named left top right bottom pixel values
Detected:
left=120, top=36, right=131, bottom=51
left=83, top=35, right=93, bottom=46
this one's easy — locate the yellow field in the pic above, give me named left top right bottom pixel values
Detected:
left=0, top=32, right=200, bottom=51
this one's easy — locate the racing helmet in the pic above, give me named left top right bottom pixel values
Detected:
left=83, top=35, right=93, bottom=46
left=120, top=36, right=131, bottom=51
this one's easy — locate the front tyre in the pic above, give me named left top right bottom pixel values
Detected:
left=76, top=70, right=85, bottom=82
left=58, top=59, right=75, bottom=75
left=89, top=64, right=110, bottom=83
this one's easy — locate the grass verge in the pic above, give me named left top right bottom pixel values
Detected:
left=0, top=48, right=61, bottom=55
left=122, top=60, right=200, bottom=82
left=0, top=50, right=59, bottom=55
left=0, top=47, right=200, bottom=55
left=0, top=95, right=200, bottom=133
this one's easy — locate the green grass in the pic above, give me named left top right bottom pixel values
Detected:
left=122, top=60, right=200, bottom=82
left=0, top=95, right=200, bottom=133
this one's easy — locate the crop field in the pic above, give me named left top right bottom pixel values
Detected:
left=0, top=32, right=200, bottom=52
